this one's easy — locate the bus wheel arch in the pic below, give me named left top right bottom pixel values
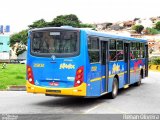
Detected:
left=114, top=74, right=119, bottom=88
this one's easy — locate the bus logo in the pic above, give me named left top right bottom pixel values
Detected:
left=51, top=55, right=56, bottom=60
left=59, top=63, right=75, bottom=69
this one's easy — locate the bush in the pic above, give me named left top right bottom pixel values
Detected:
left=145, top=27, right=159, bottom=35
left=151, top=57, right=160, bottom=65
left=132, top=25, right=144, bottom=34
left=79, top=23, right=94, bottom=28
left=155, top=21, right=160, bottom=30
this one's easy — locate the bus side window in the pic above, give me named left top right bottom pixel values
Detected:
left=88, top=37, right=100, bottom=63
left=140, top=43, right=145, bottom=58
left=131, top=42, right=136, bottom=59
left=117, top=40, right=124, bottom=60
left=109, top=51, right=116, bottom=61
left=109, top=39, right=116, bottom=61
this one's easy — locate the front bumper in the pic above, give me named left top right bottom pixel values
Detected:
left=26, top=81, right=86, bottom=96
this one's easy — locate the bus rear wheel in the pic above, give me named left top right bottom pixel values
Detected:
left=110, top=77, right=118, bottom=99
left=135, top=74, right=142, bottom=86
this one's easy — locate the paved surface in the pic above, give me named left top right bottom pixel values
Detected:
left=0, top=71, right=160, bottom=114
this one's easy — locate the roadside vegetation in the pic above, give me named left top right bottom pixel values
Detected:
left=132, top=21, right=160, bottom=34
left=149, top=57, right=160, bottom=65
left=0, top=64, right=26, bottom=90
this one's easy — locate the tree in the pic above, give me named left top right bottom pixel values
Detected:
left=50, top=14, right=80, bottom=27
left=15, top=43, right=26, bottom=56
left=28, top=19, right=48, bottom=29
left=28, top=14, right=94, bottom=28
left=10, top=30, right=28, bottom=46
left=132, top=25, right=144, bottom=34
left=10, top=30, right=28, bottom=56
left=155, top=21, right=160, bottom=30
left=49, top=14, right=94, bottom=28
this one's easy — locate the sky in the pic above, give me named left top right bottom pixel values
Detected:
left=0, top=0, right=160, bottom=33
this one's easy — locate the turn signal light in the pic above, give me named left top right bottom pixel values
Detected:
left=74, top=66, right=84, bottom=87
left=27, top=65, right=34, bottom=85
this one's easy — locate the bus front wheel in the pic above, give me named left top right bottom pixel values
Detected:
left=110, top=77, right=118, bottom=99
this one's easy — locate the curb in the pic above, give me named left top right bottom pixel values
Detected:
left=149, top=65, right=160, bottom=71
left=7, top=85, right=26, bottom=91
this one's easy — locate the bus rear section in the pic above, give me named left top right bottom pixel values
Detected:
left=26, top=28, right=87, bottom=96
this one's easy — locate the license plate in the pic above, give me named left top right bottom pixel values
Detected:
left=46, top=90, right=61, bottom=93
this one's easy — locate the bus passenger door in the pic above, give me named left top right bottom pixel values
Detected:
left=124, top=43, right=130, bottom=85
left=101, top=41, right=109, bottom=93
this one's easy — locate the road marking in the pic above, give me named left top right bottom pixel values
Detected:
left=107, top=106, right=127, bottom=114
left=84, top=103, right=127, bottom=114
left=84, top=104, right=102, bottom=114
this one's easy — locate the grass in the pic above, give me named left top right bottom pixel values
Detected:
left=0, top=64, right=26, bottom=90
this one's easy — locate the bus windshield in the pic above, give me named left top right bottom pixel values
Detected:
left=31, top=30, right=79, bottom=57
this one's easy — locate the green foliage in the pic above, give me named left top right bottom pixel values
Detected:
left=151, top=57, right=160, bottom=65
left=28, top=14, right=94, bottom=28
left=10, top=30, right=28, bottom=46
left=79, top=23, right=94, bottom=28
left=132, top=25, right=144, bottom=34
left=146, top=27, right=160, bottom=35
left=28, top=19, right=48, bottom=28
left=155, top=21, right=160, bottom=30
left=0, top=64, right=26, bottom=90
left=10, top=30, right=27, bottom=56
left=49, top=14, right=80, bottom=27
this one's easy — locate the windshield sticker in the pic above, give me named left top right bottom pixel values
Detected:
left=59, top=63, right=75, bottom=69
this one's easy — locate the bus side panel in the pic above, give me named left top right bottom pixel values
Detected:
left=130, top=59, right=145, bottom=84
left=118, top=61, right=125, bottom=89
left=130, top=59, right=136, bottom=84
left=86, top=63, right=101, bottom=97
left=135, top=59, right=145, bottom=81
left=108, top=61, right=125, bottom=92
left=101, top=65, right=106, bottom=93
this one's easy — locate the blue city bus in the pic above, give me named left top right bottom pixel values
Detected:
left=26, top=26, right=148, bottom=98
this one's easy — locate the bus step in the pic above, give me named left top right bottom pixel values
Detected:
left=124, top=84, right=129, bottom=89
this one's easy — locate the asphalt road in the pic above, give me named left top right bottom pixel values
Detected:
left=0, top=71, right=160, bottom=116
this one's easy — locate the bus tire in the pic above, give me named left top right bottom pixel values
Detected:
left=110, top=77, right=118, bottom=99
left=135, top=74, right=142, bottom=86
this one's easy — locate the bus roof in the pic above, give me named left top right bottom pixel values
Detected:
left=30, top=26, right=147, bottom=43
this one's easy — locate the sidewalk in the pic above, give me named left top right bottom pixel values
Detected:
left=7, top=85, right=26, bottom=91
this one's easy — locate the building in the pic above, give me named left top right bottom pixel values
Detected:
left=0, top=35, right=10, bottom=62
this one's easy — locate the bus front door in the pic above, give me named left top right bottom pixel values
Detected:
left=124, top=43, right=130, bottom=85
left=101, top=41, right=109, bottom=93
